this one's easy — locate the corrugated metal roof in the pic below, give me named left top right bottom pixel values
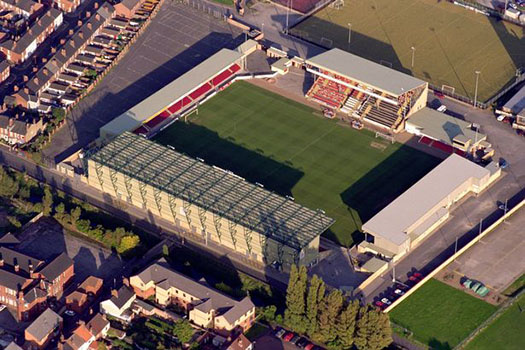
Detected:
left=100, top=48, right=242, bottom=139
left=306, top=48, right=426, bottom=96
left=89, top=132, right=334, bottom=250
left=362, top=154, right=489, bottom=245
left=503, top=84, right=525, bottom=116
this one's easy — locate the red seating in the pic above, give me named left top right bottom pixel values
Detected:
left=229, top=64, right=241, bottom=73
left=419, top=136, right=433, bottom=146
left=167, top=97, right=192, bottom=114
left=158, top=110, right=170, bottom=118
left=189, top=83, right=212, bottom=100
left=133, top=126, right=148, bottom=135
left=212, top=69, right=233, bottom=86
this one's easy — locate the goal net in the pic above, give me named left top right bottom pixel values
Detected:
left=375, top=131, right=395, bottom=144
left=441, top=85, right=455, bottom=95
left=320, top=37, right=333, bottom=48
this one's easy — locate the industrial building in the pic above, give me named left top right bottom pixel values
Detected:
left=304, top=48, right=429, bottom=132
left=86, top=132, right=334, bottom=269
left=361, top=154, right=500, bottom=258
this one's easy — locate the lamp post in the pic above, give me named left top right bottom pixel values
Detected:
left=474, top=70, right=481, bottom=107
left=285, top=0, right=290, bottom=34
left=347, top=23, right=352, bottom=45
left=411, top=46, right=416, bottom=68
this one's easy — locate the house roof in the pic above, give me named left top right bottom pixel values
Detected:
left=305, top=48, right=426, bottom=96
left=0, top=60, right=10, bottom=72
left=25, top=308, right=62, bottom=342
left=136, top=259, right=254, bottom=323
left=0, top=9, right=61, bottom=55
left=362, top=154, right=490, bottom=246
left=39, top=253, right=73, bottom=282
left=67, top=290, right=87, bottom=303
left=26, top=4, right=114, bottom=95
left=0, top=247, right=44, bottom=274
left=1, top=0, right=39, bottom=14
left=87, top=313, right=109, bottom=336
left=227, top=334, right=252, bottom=350
left=108, top=285, right=135, bottom=309
left=66, top=324, right=93, bottom=350
left=0, top=269, right=30, bottom=291
left=0, top=233, right=20, bottom=245
left=79, top=276, right=103, bottom=293
left=117, top=0, right=141, bottom=11
left=5, top=342, right=23, bottom=350
left=24, top=286, right=47, bottom=304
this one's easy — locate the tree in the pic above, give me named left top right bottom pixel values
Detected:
left=0, top=167, right=19, bottom=198
left=54, top=202, right=66, bottom=222
left=42, top=187, right=53, bottom=216
left=306, top=274, right=325, bottom=337
left=284, top=265, right=308, bottom=333
left=52, top=107, right=66, bottom=123
left=336, top=300, right=359, bottom=349
left=70, top=206, right=81, bottom=226
left=354, top=306, right=371, bottom=350
left=172, top=320, right=193, bottom=344
left=260, top=305, right=277, bottom=322
left=365, top=309, right=392, bottom=350
left=118, top=234, right=140, bottom=254
left=162, top=244, right=169, bottom=257
left=314, top=289, right=343, bottom=344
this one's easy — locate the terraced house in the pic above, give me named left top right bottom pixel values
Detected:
left=0, top=8, right=63, bottom=64
left=0, top=248, right=74, bottom=321
left=131, top=259, right=256, bottom=332
left=0, top=0, right=43, bottom=19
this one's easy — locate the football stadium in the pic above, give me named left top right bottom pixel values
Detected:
left=87, top=40, right=454, bottom=268
left=291, top=0, right=525, bottom=102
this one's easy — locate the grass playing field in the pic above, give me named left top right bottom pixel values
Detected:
left=291, top=0, right=525, bottom=102
left=153, top=81, right=440, bottom=246
left=464, top=292, right=525, bottom=350
left=390, top=279, right=497, bottom=349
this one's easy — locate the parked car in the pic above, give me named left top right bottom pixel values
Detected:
left=374, top=300, right=386, bottom=310
left=305, top=343, right=316, bottom=350
left=437, top=105, right=447, bottom=112
left=394, top=288, right=405, bottom=296
left=283, top=332, right=295, bottom=342
left=64, top=310, right=76, bottom=317
left=290, top=335, right=301, bottom=344
left=499, top=158, right=508, bottom=169
left=380, top=297, right=392, bottom=306
left=297, top=337, right=309, bottom=348
left=274, top=328, right=286, bottom=338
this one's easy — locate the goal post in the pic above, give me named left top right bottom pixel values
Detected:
left=441, top=85, right=455, bottom=95
left=375, top=131, right=395, bottom=144
left=320, top=37, right=333, bottom=48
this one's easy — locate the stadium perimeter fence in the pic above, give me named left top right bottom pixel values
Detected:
left=450, top=0, right=525, bottom=27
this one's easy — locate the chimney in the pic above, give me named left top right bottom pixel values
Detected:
left=94, top=2, right=99, bottom=9
left=9, top=117, right=14, bottom=127
left=33, top=77, right=38, bottom=85
left=77, top=20, right=82, bottom=27
left=123, top=278, right=129, bottom=287
left=111, top=289, right=118, bottom=298
left=79, top=31, right=83, bottom=39
left=51, top=46, right=56, bottom=53
left=95, top=13, right=100, bottom=21
left=61, top=37, right=67, bottom=45
left=28, top=262, right=33, bottom=275
left=23, top=75, right=28, bottom=82
left=14, top=262, right=19, bottom=273
left=23, top=87, right=29, bottom=94
left=68, top=29, right=73, bottom=36
left=32, top=66, right=38, bottom=73
left=28, top=28, right=32, bottom=36
left=87, top=22, right=92, bottom=30
left=61, top=48, right=66, bottom=56
left=86, top=11, right=91, bottom=18
left=38, top=19, right=42, bottom=26
left=12, top=41, right=16, bottom=48
left=39, top=278, right=45, bottom=289
left=13, top=85, right=19, bottom=92
left=79, top=319, right=85, bottom=326
left=42, top=57, right=47, bottom=63
left=43, top=67, right=48, bottom=75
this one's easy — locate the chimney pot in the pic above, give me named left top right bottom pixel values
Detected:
left=32, top=67, right=37, bottom=73
left=87, top=23, right=92, bottom=30
left=95, top=14, right=100, bottom=21
left=34, top=77, right=39, bottom=85
left=42, top=57, right=47, bottom=63
left=23, top=75, right=28, bottom=82
left=51, top=47, right=56, bottom=53
left=111, top=289, right=118, bottom=298
left=23, top=87, right=29, bottom=94
left=61, top=48, right=66, bottom=56
left=94, top=2, right=99, bottom=9
left=43, top=67, right=48, bottom=75
left=77, top=20, right=82, bottom=27
left=79, top=31, right=83, bottom=39
left=13, top=85, right=19, bottom=92
left=86, top=11, right=91, bottom=18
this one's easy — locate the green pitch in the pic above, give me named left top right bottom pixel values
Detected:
left=464, top=292, right=525, bottom=350
left=291, top=0, right=524, bottom=102
left=390, top=279, right=497, bottom=349
left=153, top=81, right=439, bottom=246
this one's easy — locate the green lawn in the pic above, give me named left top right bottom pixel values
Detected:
left=464, top=292, right=525, bottom=350
left=291, top=0, right=525, bottom=102
left=503, top=273, right=525, bottom=296
left=390, top=279, right=497, bottom=349
left=153, top=81, right=439, bottom=246
left=244, top=322, right=270, bottom=341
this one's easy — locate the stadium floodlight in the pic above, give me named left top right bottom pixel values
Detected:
left=411, top=46, right=416, bottom=68
left=474, top=71, right=481, bottom=107
left=347, top=23, right=352, bottom=45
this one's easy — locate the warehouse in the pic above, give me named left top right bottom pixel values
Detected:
left=360, top=154, right=500, bottom=259
left=86, top=132, right=334, bottom=269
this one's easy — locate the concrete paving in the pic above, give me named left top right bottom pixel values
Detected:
left=447, top=208, right=525, bottom=293
left=43, top=1, right=244, bottom=163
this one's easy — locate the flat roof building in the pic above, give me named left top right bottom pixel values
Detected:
left=361, top=154, right=500, bottom=258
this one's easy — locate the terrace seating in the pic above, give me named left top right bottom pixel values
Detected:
left=307, top=76, right=347, bottom=109
left=189, top=82, right=212, bottom=100
left=133, top=125, right=149, bottom=135
left=212, top=69, right=233, bottom=86
left=229, top=64, right=241, bottom=73
left=167, top=96, right=192, bottom=114
left=362, top=97, right=400, bottom=129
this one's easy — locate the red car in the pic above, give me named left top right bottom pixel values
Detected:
left=283, top=332, right=295, bottom=342
left=374, top=300, right=386, bottom=310
left=413, top=272, right=423, bottom=279
left=305, top=344, right=315, bottom=350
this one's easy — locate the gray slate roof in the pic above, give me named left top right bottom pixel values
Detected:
left=5, top=342, right=23, bottom=350
left=1, top=0, right=38, bottom=14
left=306, top=48, right=426, bottom=96
left=109, top=285, right=135, bottom=309
left=25, top=308, right=62, bottom=342
left=39, top=253, right=73, bottom=282
left=0, top=9, right=61, bottom=55
left=89, top=132, right=334, bottom=250
left=136, top=259, right=254, bottom=324
left=0, top=247, right=44, bottom=273
left=0, top=233, right=20, bottom=245
left=0, top=269, right=30, bottom=290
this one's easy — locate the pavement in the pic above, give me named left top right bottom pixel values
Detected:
left=43, top=0, right=245, bottom=163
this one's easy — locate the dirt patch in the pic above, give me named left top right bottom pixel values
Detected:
left=370, top=141, right=388, bottom=151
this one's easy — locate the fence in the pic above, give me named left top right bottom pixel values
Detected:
left=182, top=0, right=229, bottom=19
left=454, top=287, right=525, bottom=349
left=450, top=0, right=525, bottom=27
